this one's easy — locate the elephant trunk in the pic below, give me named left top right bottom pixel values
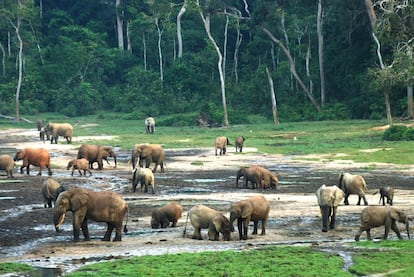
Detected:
left=320, top=205, right=330, bottom=232
left=229, top=211, right=237, bottom=232
left=113, top=155, right=117, bottom=168
left=406, top=221, right=410, bottom=239
left=54, top=212, right=66, bottom=232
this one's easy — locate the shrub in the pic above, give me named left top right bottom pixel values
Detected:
left=382, top=125, right=410, bottom=141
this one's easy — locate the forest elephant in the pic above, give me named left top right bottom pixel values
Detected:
left=46, top=122, right=73, bottom=144
left=315, top=185, right=345, bottom=232
left=36, top=119, right=43, bottom=131
left=374, top=187, right=394, bottom=206
left=0, top=154, right=14, bottom=178
left=188, top=205, right=233, bottom=241
left=235, top=136, right=245, bottom=153
left=66, top=158, right=92, bottom=176
left=41, top=178, right=65, bottom=208
left=39, top=128, right=50, bottom=143
left=145, top=117, right=155, bottom=134
left=133, top=144, right=165, bottom=173
left=77, top=144, right=117, bottom=170
left=215, top=136, right=230, bottom=156
left=54, top=187, right=128, bottom=241
left=355, top=206, right=410, bottom=241
left=338, top=172, right=368, bottom=205
left=151, top=201, right=183, bottom=229
left=14, top=148, right=52, bottom=176
left=132, top=167, right=155, bottom=193
left=236, top=166, right=279, bottom=189
left=229, top=195, right=270, bottom=240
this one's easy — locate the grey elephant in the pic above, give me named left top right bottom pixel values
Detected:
left=230, top=195, right=270, bottom=240
left=132, top=167, right=155, bottom=193
left=338, top=172, right=368, bottom=205
left=77, top=144, right=117, bottom=170
left=145, top=117, right=155, bottom=134
left=188, top=205, right=233, bottom=241
left=215, top=136, right=230, bottom=156
left=41, top=178, right=65, bottom=208
left=151, top=201, right=183, bottom=229
left=54, top=187, right=128, bottom=241
left=315, top=184, right=345, bottom=232
left=132, top=144, right=165, bottom=173
left=0, top=154, right=14, bottom=178
left=236, top=166, right=279, bottom=189
left=66, top=158, right=92, bottom=176
left=355, top=206, right=410, bottom=241
left=375, top=186, right=394, bottom=206
left=36, top=119, right=43, bottom=131
left=235, top=136, right=245, bottom=152
left=45, top=122, right=73, bottom=144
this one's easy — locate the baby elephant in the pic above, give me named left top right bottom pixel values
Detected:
left=235, top=136, right=245, bottom=153
left=355, top=206, right=410, bottom=241
left=0, top=154, right=14, bottom=178
left=41, top=178, right=65, bottom=208
left=67, top=158, right=92, bottom=176
left=151, top=202, right=183, bottom=229
left=376, top=186, right=394, bottom=206
left=132, top=167, right=155, bottom=193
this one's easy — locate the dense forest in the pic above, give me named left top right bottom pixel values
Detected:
left=0, top=0, right=413, bottom=125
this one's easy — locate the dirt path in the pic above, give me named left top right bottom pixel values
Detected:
left=1, top=129, right=414, bottom=274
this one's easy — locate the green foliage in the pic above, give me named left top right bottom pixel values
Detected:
left=383, top=125, right=414, bottom=141
left=0, top=263, right=33, bottom=275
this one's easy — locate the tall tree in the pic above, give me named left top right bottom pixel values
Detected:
left=317, top=0, right=326, bottom=107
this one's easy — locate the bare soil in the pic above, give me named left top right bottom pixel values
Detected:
left=1, top=128, right=414, bottom=274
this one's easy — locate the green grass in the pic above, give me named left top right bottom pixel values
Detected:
left=0, top=263, right=33, bottom=275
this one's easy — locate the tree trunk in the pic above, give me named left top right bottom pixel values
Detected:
left=0, top=42, right=5, bottom=77
left=222, top=14, right=229, bottom=83
left=155, top=18, right=164, bottom=82
left=266, top=67, right=279, bottom=125
left=143, top=32, right=147, bottom=72
left=116, top=0, right=124, bottom=50
left=233, top=19, right=242, bottom=84
left=15, top=17, right=23, bottom=122
left=317, top=0, right=326, bottom=107
left=306, top=40, right=313, bottom=96
left=176, top=1, right=187, bottom=58
left=384, top=88, right=392, bottom=125
left=127, top=21, right=132, bottom=53
left=408, top=85, right=413, bottom=118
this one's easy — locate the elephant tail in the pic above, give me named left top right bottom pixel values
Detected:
left=183, top=211, right=190, bottom=237
left=123, top=206, right=129, bottom=234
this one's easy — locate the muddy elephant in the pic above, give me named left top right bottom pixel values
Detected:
left=77, top=144, right=117, bottom=170
left=375, top=186, right=394, bottom=206
left=315, top=185, right=345, bottom=232
left=145, top=117, right=155, bottom=134
left=132, top=144, right=165, bottom=173
left=236, top=166, right=278, bottom=189
left=66, top=158, right=92, bottom=176
left=229, top=195, right=270, bottom=240
left=188, top=205, right=232, bottom=241
left=355, top=206, right=410, bottom=241
left=14, top=148, right=52, bottom=176
left=151, top=201, right=183, bottom=229
left=338, top=172, right=368, bottom=205
left=215, top=136, right=230, bottom=156
left=132, top=167, right=155, bottom=193
left=41, top=178, right=65, bottom=208
left=36, top=119, right=43, bottom=131
left=0, top=154, right=14, bottom=178
left=54, top=187, right=129, bottom=241
left=45, top=122, right=73, bottom=144
left=235, top=136, right=245, bottom=153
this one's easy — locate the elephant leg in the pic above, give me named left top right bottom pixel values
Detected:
left=261, top=219, right=267, bottom=235
left=366, top=229, right=372, bottom=240
left=37, top=166, right=42, bottom=176
left=252, top=221, right=258, bottom=235
left=113, top=225, right=122, bottom=241
left=81, top=220, right=90, bottom=241
left=192, top=227, right=202, bottom=240
left=73, top=221, right=81, bottom=241
left=26, top=165, right=31, bottom=175
left=344, top=193, right=350, bottom=205
left=103, top=223, right=113, bottom=241
left=362, top=196, right=368, bottom=206
left=355, top=228, right=363, bottom=241
left=357, top=196, right=362, bottom=205
left=47, top=166, right=52, bottom=176
left=242, top=218, right=249, bottom=240
left=20, top=166, right=24, bottom=174
left=47, top=199, right=52, bottom=208
left=390, top=222, right=402, bottom=239
left=237, top=218, right=243, bottom=240
left=160, top=162, right=165, bottom=173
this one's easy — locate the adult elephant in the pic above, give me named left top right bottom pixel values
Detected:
left=132, top=167, right=155, bottom=193
left=355, top=206, right=410, bottom=241
left=338, top=172, right=368, bottom=205
left=229, top=195, right=270, bottom=240
left=45, top=122, right=73, bottom=144
left=235, top=136, right=245, bottom=153
left=0, top=154, right=14, bottom=178
left=54, top=187, right=128, bottom=242
left=132, top=144, right=165, bottom=173
left=215, top=136, right=230, bottom=156
left=315, top=185, right=345, bottom=232
left=236, top=166, right=278, bottom=189
left=41, top=178, right=65, bottom=208
left=151, top=201, right=183, bottom=229
left=14, top=148, right=52, bottom=176
left=145, top=117, right=155, bottom=134
left=188, top=205, right=233, bottom=241
left=77, top=144, right=117, bottom=170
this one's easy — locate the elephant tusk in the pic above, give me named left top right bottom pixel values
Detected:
left=55, top=213, right=66, bottom=230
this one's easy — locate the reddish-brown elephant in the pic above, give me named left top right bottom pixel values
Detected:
left=14, top=148, right=52, bottom=176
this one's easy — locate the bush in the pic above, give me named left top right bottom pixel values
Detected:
left=382, top=125, right=413, bottom=141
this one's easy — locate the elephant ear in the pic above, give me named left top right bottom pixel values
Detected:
left=70, top=190, right=89, bottom=211
left=333, top=186, right=345, bottom=206
left=241, top=202, right=253, bottom=218
left=388, top=208, right=403, bottom=221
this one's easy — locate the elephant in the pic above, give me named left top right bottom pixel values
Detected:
left=132, top=144, right=165, bottom=173
left=338, top=172, right=368, bottom=205
left=39, top=128, right=49, bottom=143
left=235, top=136, right=245, bottom=153
left=77, top=144, right=117, bottom=170
left=151, top=201, right=183, bottom=229
left=215, top=136, right=230, bottom=156
left=66, top=158, right=92, bottom=176
left=145, top=117, right=155, bottom=134
left=54, top=187, right=129, bottom=242
left=41, top=178, right=65, bottom=208
left=315, top=184, right=345, bottom=232
left=188, top=205, right=233, bottom=241
left=0, top=154, right=14, bottom=178
left=130, top=143, right=148, bottom=169
left=45, top=122, right=73, bottom=144
left=374, top=186, right=394, bottom=206
left=14, top=148, right=52, bottom=176
left=132, top=167, right=155, bottom=193
left=236, top=166, right=279, bottom=189
left=229, top=195, right=270, bottom=240
left=36, top=119, right=43, bottom=131
left=354, top=206, right=410, bottom=241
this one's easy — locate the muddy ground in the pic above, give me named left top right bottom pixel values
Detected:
left=1, top=128, right=414, bottom=275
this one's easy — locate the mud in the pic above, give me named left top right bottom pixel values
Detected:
left=1, top=129, right=414, bottom=275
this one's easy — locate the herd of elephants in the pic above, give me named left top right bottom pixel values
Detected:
left=0, top=119, right=411, bottom=246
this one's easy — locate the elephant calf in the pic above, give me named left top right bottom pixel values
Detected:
left=375, top=186, right=394, bottom=206
left=215, top=136, right=230, bottom=156
left=67, top=158, right=92, bottom=176
left=338, top=172, right=368, bottom=205
left=151, top=201, right=183, bottom=229
left=315, top=184, right=345, bottom=232
left=355, top=206, right=410, bottom=241
left=41, top=178, right=65, bottom=208
left=235, top=136, right=245, bottom=153
left=0, top=154, right=14, bottom=178
left=132, top=167, right=155, bottom=193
